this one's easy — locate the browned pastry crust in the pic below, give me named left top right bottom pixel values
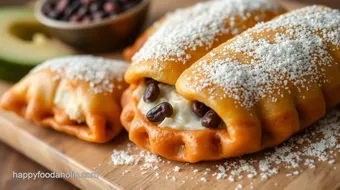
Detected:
left=1, top=57, right=128, bottom=143
left=123, top=3, right=285, bottom=84
left=121, top=5, right=340, bottom=162
left=175, top=6, right=340, bottom=161
left=121, top=85, right=236, bottom=162
left=121, top=84, right=332, bottom=162
left=121, top=0, right=286, bottom=162
left=124, top=9, right=284, bottom=85
left=123, top=23, right=160, bottom=61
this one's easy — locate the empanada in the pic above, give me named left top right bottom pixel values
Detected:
left=122, top=6, right=340, bottom=162
left=1, top=56, right=129, bottom=143
left=123, top=20, right=161, bottom=61
left=176, top=5, right=340, bottom=162
left=123, top=0, right=284, bottom=83
left=121, top=0, right=285, bottom=161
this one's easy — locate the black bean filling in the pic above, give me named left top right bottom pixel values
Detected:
left=144, top=77, right=158, bottom=85
left=143, top=78, right=223, bottom=128
left=143, top=78, right=160, bottom=103
left=146, top=102, right=173, bottom=122
left=143, top=83, right=160, bottom=103
left=201, top=109, right=221, bottom=129
left=192, top=101, right=209, bottom=118
left=42, top=0, right=141, bottom=22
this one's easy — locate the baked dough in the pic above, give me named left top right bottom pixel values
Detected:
left=121, top=0, right=285, bottom=162
left=122, top=6, right=340, bottom=162
left=1, top=56, right=129, bottom=143
left=124, top=0, right=284, bottom=84
left=123, top=20, right=162, bottom=61
left=172, top=5, right=338, bottom=162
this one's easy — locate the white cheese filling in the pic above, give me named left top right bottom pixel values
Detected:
left=134, top=83, right=206, bottom=130
left=54, top=80, right=86, bottom=123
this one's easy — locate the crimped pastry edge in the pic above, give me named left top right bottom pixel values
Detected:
left=0, top=70, right=125, bottom=143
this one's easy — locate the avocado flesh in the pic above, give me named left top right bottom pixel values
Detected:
left=0, top=7, right=73, bottom=81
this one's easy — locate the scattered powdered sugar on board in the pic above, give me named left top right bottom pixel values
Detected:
left=32, top=55, right=129, bottom=94
left=188, top=6, right=340, bottom=108
left=110, top=108, right=339, bottom=186
left=111, top=143, right=161, bottom=167
left=132, top=0, right=281, bottom=65
left=220, top=109, right=340, bottom=181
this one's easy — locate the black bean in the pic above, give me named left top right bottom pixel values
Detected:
left=45, top=0, right=56, bottom=8
left=42, top=2, right=54, bottom=15
left=201, top=110, right=221, bottom=129
left=146, top=102, right=173, bottom=122
left=89, top=1, right=103, bottom=12
left=81, top=16, right=92, bottom=23
left=144, top=78, right=158, bottom=85
left=109, top=12, right=118, bottom=18
left=192, top=101, right=209, bottom=118
left=119, top=0, right=140, bottom=4
left=81, top=0, right=94, bottom=7
left=104, top=1, right=121, bottom=14
left=77, top=6, right=89, bottom=17
left=111, top=0, right=123, bottom=6
left=63, top=0, right=82, bottom=20
left=143, top=83, right=160, bottom=103
left=43, top=0, right=140, bottom=22
left=47, top=10, right=63, bottom=20
left=69, top=13, right=82, bottom=22
left=93, top=11, right=108, bottom=21
left=121, top=2, right=138, bottom=11
left=56, top=0, right=69, bottom=13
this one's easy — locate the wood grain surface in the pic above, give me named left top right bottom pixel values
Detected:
left=0, top=0, right=340, bottom=190
left=0, top=142, right=78, bottom=190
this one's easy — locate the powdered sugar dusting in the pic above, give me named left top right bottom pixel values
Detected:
left=32, top=55, right=128, bottom=94
left=217, top=109, right=340, bottom=181
left=111, top=143, right=161, bottom=166
left=132, top=0, right=281, bottom=66
left=110, top=108, right=339, bottom=186
left=188, top=6, right=340, bottom=108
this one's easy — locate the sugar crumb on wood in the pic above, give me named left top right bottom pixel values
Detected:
left=110, top=109, right=340, bottom=184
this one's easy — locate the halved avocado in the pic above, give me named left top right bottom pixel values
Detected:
left=0, top=7, right=73, bottom=82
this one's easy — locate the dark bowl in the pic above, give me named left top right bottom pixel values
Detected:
left=35, top=0, right=150, bottom=53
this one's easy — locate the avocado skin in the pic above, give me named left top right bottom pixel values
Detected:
left=0, top=59, right=33, bottom=82
left=0, top=7, right=74, bottom=82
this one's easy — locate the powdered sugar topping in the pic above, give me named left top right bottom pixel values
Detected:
left=132, top=0, right=281, bottom=66
left=109, top=108, right=339, bottom=186
left=188, top=6, right=340, bottom=108
left=32, top=55, right=128, bottom=94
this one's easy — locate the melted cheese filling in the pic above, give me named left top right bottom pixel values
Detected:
left=54, top=81, right=85, bottom=123
left=134, top=83, right=206, bottom=130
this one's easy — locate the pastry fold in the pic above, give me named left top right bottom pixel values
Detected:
left=122, top=5, right=340, bottom=162
left=124, top=0, right=284, bottom=85
left=121, top=0, right=286, bottom=162
left=175, top=6, right=340, bottom=161
left=0, top=56, right=129, bottom=143
left=123, top=19, right=162, bottom=61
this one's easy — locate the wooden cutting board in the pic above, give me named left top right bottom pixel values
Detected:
left=0, top=1, right=339, bottom=190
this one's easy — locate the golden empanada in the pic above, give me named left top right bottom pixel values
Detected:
left=123, top=20, right=161, bottom=61
left=1, top=56, right=129, bottom=143
left=125, top=5, right=340, bottom=162
left=121, top=0, right=285, bottom=161
left=123, top=0, right=284, bottom=83
left=176, top=5, right=340, bottom=162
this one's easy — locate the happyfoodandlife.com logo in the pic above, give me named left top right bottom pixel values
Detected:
left=13, top=171, right=99, bottom=180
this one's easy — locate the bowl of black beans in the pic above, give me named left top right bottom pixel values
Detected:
left=35, top=0, right=150, bottom=52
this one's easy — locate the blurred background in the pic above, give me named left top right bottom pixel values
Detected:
left=0, top=0, right=339, bottom=190
left=1, top=0, right=340, bottom=7
left=1, top=0, right=339, bottom=19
